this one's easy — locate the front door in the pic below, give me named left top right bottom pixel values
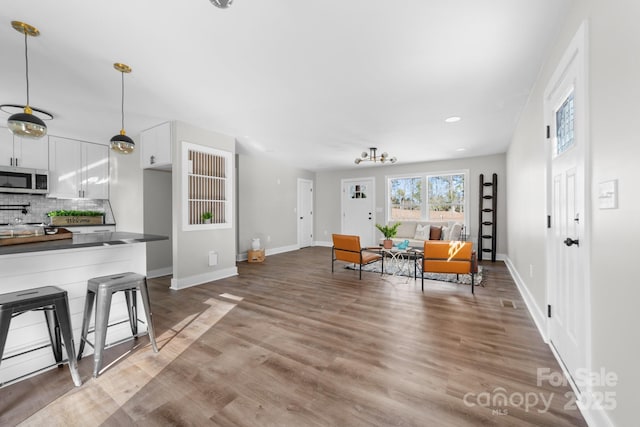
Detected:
left=341, top=178, right=375, bottom=246
left=545, top=22, right=590, bottom=390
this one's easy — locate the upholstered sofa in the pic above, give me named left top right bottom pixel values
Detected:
left=379, top=221, right=464, bottom=248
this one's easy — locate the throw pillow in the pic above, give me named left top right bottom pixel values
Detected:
left=429, top=225, right=442, bottom=240
left=440, top=226, right=450, bottom=240
left=449, top=223, right=462, bottom=241
left=414, top=224, right=429, bottom=240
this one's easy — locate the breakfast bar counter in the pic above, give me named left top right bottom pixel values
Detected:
left=0, top=231, right=168, bottom=386
left=0, top=231, right=167, bottom=256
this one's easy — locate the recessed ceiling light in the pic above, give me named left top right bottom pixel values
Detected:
left=445, top=116, right=461, bottom=123
left=456, top=148, right=466, bottom=152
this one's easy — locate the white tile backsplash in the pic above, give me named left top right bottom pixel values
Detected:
left=0, top=194, right=115, bottom=225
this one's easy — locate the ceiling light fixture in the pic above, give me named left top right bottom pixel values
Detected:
left=354, top=147, right=397, bottom=165
left=445, top=116, right=461, bottom=123
left=110, top=63, right=135, bottom=154
left=210, top=0, right=233, bottom=8
left=6, top=21, right=48, bottom=139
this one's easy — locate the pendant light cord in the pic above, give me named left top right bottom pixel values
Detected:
left=120, top=71, right=125, bottom=131
left=23, top=30, right=30, bottom=107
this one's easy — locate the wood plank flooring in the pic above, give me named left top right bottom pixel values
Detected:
left=0, top=247, right=587, bottom=426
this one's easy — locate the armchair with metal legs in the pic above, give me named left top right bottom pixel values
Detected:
left=331, top=234, right=383, bottom=279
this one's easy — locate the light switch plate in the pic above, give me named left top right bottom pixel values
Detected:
left=598, top=179, right=618, bottom=209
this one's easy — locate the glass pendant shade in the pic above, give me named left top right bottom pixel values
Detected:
left=8, top=108, right=47, bottom=138
left=110, top=131, right=135, bottom=154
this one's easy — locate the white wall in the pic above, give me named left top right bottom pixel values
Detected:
left=171, top=121, right=237, bottom=289
left=237, top=152, right=315, bottom=256
left=144, top=169, right=173, bottom=277
left=507, top=1, right=639, bottom=425
left=109, top=140, right=144, bottom=233
left=315, top=154, right=507, bottom=254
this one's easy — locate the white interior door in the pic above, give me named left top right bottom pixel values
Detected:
left=297, top=178, right=313, bottom=247
left=341, top=178, right=375, bottom=246
left=545, top=22, right=590, bottom=391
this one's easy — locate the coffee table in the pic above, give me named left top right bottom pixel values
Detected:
left=379, top=247, right=422, bottom=277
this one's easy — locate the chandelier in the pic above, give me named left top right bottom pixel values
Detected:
left=354, top=147, right=397, bottom=165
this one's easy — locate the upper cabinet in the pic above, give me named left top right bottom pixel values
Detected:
left=0, top=128, right=49, bottom=170
left=48, top=136, right=109, bottom=199
left=140, top=122, right=172, bottom=170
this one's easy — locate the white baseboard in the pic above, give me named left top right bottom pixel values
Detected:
left=503, top=256, right=548, bottom=342
left=314, top=240, right=333, bottom=247
left=579, top=405, right=615, bottom=427
left=266, top=244, right=300, bottom=256
left=170, top=266, right=238, bottom=290
left=147, top=266, right=172, bottom=279
left=236, top=244, right=302, bottom=261
left=503, top=257, right=615, bottom=427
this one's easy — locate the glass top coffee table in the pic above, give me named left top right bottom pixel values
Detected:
left=377, top=247, right=422, bottom=277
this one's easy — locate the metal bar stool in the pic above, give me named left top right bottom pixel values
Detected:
left=0, top=286, right=82, bottom=387
left=77, top=272, right=158, bottom=377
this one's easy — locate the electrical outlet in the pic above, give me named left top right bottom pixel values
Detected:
left=267, top=235, right=271, bottom=242
left=209, top=251, right=218, bottom=266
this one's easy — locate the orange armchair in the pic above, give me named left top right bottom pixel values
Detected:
left=332, top=234, right=383, bottom=280
left=418, top=240, right=477, bottom=293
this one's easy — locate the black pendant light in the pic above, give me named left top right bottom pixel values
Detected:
left=110, top=63, right=135, bottom=154
left=7, top=21, right=47, bottom=139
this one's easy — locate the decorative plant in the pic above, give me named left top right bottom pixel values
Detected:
left=201, top=212, right=213, bottom=222
left=375, top=222, right=401, bottom=239
left=47, top=210, right=104, bottom=217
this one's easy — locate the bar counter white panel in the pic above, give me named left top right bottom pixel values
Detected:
left=0, top=243, right=148, bottom=385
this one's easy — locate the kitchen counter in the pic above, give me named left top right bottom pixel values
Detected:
left=0, top=231, right=167, bottom=256
left=0, top=231, right=168, bottom=386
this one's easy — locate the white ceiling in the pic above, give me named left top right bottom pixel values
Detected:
left=0, top=0, right=571, bottom=171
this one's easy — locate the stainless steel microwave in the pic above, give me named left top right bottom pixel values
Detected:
left=0, top=166, right=49, bottom=194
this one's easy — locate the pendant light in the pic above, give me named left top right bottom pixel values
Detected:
left=210, top=0, right=233, bottom=8
left=110, top=63, right=135, bottom=154
left=7, top=21, right=47, bottom=139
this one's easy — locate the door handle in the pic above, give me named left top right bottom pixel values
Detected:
left=564, top=237, right=579, bottom=247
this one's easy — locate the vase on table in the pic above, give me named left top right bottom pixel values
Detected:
left=251, top=238, right=261, bottom=250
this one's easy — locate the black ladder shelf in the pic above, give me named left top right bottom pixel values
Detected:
left=478, top=173, right=497, bottom=262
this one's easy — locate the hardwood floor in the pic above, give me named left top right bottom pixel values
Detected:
left=0, top=247, right=587, bottom=426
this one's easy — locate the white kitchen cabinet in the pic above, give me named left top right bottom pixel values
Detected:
left=0, top=127, right=49, bottom=169
left=140, top=122, right=172, bottom=170
left=48, top=136, right=109, bottom=199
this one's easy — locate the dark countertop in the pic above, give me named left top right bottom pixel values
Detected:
left=0, top=223, right=117, bottom=227
left=0, top=231, right=168, bottom=256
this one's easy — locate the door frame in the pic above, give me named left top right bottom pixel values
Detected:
left=341, top=177, right=376, bottom=245
left=297, top=178, right=314, bottom=247
left=544, top=20, right=591, bottom=394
